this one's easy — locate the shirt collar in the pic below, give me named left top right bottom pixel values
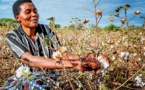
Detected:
left=17, top=24, right=43, bottom=35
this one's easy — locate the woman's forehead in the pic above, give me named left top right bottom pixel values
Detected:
left=20, top=2, right=36, bottom=10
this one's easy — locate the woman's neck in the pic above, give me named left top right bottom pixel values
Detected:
left=21, top=26, right=36, bottom=42
left=21, top=26, right=36, bottom=37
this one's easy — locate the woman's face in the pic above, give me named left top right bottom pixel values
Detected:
left=15, top=2, right=39, bottom=28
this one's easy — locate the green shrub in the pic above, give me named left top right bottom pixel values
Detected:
left=103, top=24, right=120, bottom=31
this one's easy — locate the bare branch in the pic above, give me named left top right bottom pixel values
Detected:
left=96, top=0, right=102, bottom=6
left=81, top=7, right=95, bottom=14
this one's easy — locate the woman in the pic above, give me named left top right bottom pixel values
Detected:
left=1, top=0, right=109, bottom=89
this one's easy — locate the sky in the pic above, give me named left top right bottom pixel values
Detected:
left=0, top=0, right=145, bottom=28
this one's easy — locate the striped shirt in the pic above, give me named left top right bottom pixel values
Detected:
left=6, top=24, right=60, bottom=60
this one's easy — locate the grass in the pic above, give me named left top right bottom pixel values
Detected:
left=0, top=27, right=145, bottom=89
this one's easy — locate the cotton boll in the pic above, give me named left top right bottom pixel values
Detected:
left=135, top=74, right=145, bottom=87
left=16, top=66, right=23, bottom=78
left=101, top=42, right=105, bottom=46
left=52, top=51, right=62, bottom=60
left=23, top=66, right=30, bottom=73
left=120, top=52, right=126, bottom=58
left=112, top=56, right=116, bottom=60
left=97, top=55, right=109, bottom=69
left=120, top=52, right=130, bottom=60
left=110, top=45, right=114, bottom=50
left=15, top=65, right=31, bottom=78
left=132, top=53, right=137, bottom=56
left=58, top=46, right=67, bottom=53
left=138, top=57, right=142, bottom=61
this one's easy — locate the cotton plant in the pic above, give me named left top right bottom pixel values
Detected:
left=138, top=57, right=142, bottom=61
left=96, top=55, right=110, bottom=75
left=52, top=46, right=67, bottom=62
left=111, top=56, right=116, bottom=60
left=120, top=52, right=130, bottom=60
left=132, top=53, right=137, bottom=56
left=97, top=55, right=109, bottom=69
left=109, top=45, right=114, bottom=51
left=134, top=74, right=145, bottom=87
left=52, top=51, right=62, bottom=61
left=14, top=65, right=31, bottom=79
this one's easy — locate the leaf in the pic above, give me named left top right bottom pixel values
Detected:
left=79, top=72, right=84, bottom=77
left=113, top=50, right=117, bottom=54
left=68, top=42, right=73, bottom=46
left=115, top=8, right=120, bottom=12
left=99, top=83, right=108, bottom=90
left=140, top=71, right=145, bottom=75
left=22, top=71, right=31, bottom=78
left=108, top=67, right=114, bottom=71
left=75, top=50, right=82, bottom=56
left=91, top=50, right=96, bottom=54
left=3, top=82, right=10, bottom=87
left=114, top=60, right=119, bottom=65
left=28, top=77, right=35, bottom=81
left=44, top=38, right=54, bottom=45
left=124, top=4, right=130, bottom=10
left=76, top=84, right=82, bottom=90
left=120, top=76, right=125, bottom=83
left=115, top=6, right=123, bottom=12
left=125, top=83, right=132, bottom=88
left=14, top=82, right=22, bottom=89
left=103, top=74, right=110, bottom=80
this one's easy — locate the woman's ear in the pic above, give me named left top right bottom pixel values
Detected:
left=15, top=15, right=20, bottom=22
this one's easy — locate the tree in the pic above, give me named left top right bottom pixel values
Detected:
left=69, top=17, right=83, bottom=30
left=47, top=17, right=61, bottom=29
left=47, top=16, right=55, bottom=29
left=103, top=24, right=120, bottom=31
left=0, top=18, right=19, bottom=28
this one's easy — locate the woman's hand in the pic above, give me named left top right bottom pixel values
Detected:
left=71, top=57, right=101, bottom=72
left=82, top=53, right=110, bottom=69
left=60, top=53, right=109, bottom=71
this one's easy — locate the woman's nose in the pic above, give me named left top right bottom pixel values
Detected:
left=31, top=12, right=39, bottom=17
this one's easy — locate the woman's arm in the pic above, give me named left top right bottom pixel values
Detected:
left=20, top=52, right=96, bottom=71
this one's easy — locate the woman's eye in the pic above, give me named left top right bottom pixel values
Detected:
left=34, top=9, right=37, bottom=13
left=25, top=10, right=31, bottom=14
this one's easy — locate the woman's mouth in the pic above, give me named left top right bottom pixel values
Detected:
left=30, top=19, right=38, bottom=23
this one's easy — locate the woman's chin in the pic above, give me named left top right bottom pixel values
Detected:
left=30, top=23, right=38, bottom=28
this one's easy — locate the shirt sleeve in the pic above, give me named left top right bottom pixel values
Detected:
left=6, top=31, right=29, bottom=60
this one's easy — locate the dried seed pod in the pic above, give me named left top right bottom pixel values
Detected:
left=114, top=13, right=119, bottom=17
left=134, top=10, right=141, bottom=15
left=82, top=19, right=89, bottom=24
left=121, top=18, right=126, bottom=24
left=109, top=17, right=114, bottom=21
left=96, top=9, right=102, bottom=16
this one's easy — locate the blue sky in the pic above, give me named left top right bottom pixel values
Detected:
left=0, top=0, right=145, bottom=28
